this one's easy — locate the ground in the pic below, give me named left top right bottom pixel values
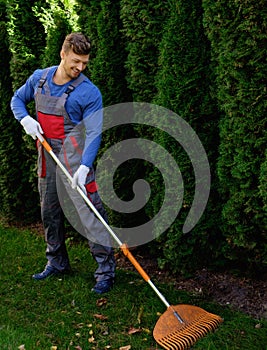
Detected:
left=25, top=222, right=267, bottom=321
left=115, top=248, right=267, bottom=321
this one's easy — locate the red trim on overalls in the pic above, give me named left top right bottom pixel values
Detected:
left=60, top=136, right=84, bottom=176
left=63, top=146, right=72, bottom=176
left=70, top=136, right=83, bottom=156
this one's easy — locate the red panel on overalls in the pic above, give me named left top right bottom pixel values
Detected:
left=38, top=112, right=65, bottom=139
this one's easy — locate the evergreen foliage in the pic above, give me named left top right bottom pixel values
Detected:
left=119, top=0, right=170, bottom=235
left=90, top=0, right=131, bottom=106
left=203, top=0, right=267, bottom=272
left=146, top=0, right=222, bottom=274
left=33, top=0, right=76, bottom=68
left=1, top=0, right=46, bottom=222
left=0, top=0, right=18, bottom=220
left=75, top=0, right=102, bottom=67
left=120, top=0, right=168, bottom=102
left=7, top=0, right=46, bottom=88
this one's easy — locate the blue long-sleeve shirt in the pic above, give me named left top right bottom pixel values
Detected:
left=10, top=66, right=103, bottom=168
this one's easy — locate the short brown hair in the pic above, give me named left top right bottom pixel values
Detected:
left=62, top=32, right=91, bottom=55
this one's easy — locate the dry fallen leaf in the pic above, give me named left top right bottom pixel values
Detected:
left=88, top=336, right=95, bottom=343
left=128, top=327, right=142, bottom=335
left=74, top=323, right=84, bottom=329
left=119, top=346, right=131, bottom=350
left=51, top=347, right=57, bottom=350
left=96, top=297, right=108, bottom=307
left=142, top=327, right=151, bottom=334
left=18, top=345, right=25, bottom=350
left=74, top=346, right=82, bottom=350
left=137, top=306, right=144, bottom=324
left=93, top=313, right=108, bottom=320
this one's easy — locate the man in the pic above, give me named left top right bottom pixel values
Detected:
left=10, top=32, right=115, bottom=294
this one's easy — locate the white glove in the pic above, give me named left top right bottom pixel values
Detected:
left=72, top=165, right=90, bottom=191
left=20, top=115, right=43, bottom=140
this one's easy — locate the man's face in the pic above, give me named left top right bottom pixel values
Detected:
left=61, top=48, right=89, bottom=80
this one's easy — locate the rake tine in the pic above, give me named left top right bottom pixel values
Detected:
left=169, top=332, right=192, bottom=349
left=159, top=326, right=204, bottom=350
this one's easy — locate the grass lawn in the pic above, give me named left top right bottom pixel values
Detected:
left=0, top=224, right=266, bottom=350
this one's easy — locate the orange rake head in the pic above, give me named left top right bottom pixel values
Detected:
left=153, top=304, right=223, bottom=350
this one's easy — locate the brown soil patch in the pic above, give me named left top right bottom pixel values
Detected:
left=116, top=249, right=267, bottom=320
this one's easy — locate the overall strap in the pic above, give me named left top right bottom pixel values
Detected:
left=37, top=68, right=51, bottom=95
left=63, top=73, right=87, bottom=99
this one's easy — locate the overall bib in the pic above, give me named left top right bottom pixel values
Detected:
left=35, top=68, right=115, bottom=282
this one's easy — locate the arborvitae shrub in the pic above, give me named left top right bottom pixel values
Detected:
left=203, top=0, right=267, bottom=274
left=148, top=0, right=222, bottom=274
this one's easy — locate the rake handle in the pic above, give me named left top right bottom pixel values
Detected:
left=121, top=243, right=174, bottom=311
left=37, top=133, right=173, bottom=311
left=121, top=244, right=150, bottom=282
left=38, top=134, right=52, bottom=152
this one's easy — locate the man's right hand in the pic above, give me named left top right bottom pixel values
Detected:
left=20, top=115, right=44, bottom=140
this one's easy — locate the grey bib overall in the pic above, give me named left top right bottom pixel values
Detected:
left=35, top=68, right=115, bottom=281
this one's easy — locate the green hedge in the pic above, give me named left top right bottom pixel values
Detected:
left=203, top=0, right=267, bottom=273
left=90, top=0, right=131, bottom=106
left=146, top=0, right=223, bottom=274
left=120, top=0, right=168, bottom=102
left=0, top=0, right=46, bottom=222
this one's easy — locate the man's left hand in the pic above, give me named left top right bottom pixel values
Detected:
left=72, top=165, right=90, bottom=191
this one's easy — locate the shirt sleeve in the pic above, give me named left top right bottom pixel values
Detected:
left=80, top=87, right=103, bottom=168
left=10, top=69, right=42, bottom=121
